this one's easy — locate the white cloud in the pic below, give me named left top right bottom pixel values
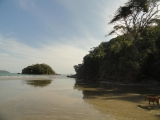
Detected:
left=0, top=53, right=10, bottom=57
left=16, top=0, right=126, bottom=44
left=2, top=0, right=129, bottom=73
left=52, top=0, right=127, bottom=42
left=0, top=35, right=88, bottom=74
left=18, top=0, right=36, bottom=11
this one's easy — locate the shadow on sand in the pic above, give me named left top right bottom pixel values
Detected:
left=74, top=79, right=160, bottom=119
left=0, top=114, right=6, bottom=120
left=137, top=105, right=160, bottom=111
left=74, top=79, right=160, bottom=103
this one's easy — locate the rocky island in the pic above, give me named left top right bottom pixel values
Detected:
left=22, top=63, right=56, bottom=75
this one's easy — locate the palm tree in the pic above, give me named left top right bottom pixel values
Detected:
left=108, top=0, right=160, bottom=40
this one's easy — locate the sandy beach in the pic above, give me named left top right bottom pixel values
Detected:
left=85, top=93, right=160, bottom=120
left=0, top=76, right=159, bottom=120
left=74, top=80, right=160, bottom=120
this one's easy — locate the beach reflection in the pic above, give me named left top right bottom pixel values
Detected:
left=74, top=79, right=160, bottom=98
left=74, top=79, right=160, bottom=120
left=26, top=80, right=52, bottom=87
left=0, top=77, right=111, bottom=120
left=0, top=76, right=159, bottom=120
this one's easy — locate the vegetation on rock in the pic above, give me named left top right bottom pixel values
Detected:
left=74, top=0, right=160, bottom=83
left=22, top=63, right=56, bottom=75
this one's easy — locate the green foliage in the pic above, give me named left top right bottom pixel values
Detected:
left=109, top=0, right=160, bottom=41
left=22, top=63, right=56, bottom=75
left=74, top=0, right=160, bottom=82
left=74, top=23, right=160, bottom=82
left=73, top=43, right=106, bottom=79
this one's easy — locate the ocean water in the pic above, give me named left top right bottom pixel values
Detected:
left=0, top=73, right=23, bottom=76
left=0, top=73, right=51, bottom=77
left=0, top=73, right=56, bottom=81
left=0, top=74, right=112, bottom=120
left=1, top=74, right=158, bottom=120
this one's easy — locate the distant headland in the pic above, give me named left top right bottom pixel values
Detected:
left=0, top=70, right=10, bottom=73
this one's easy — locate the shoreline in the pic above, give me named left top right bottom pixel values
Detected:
left=85, top=92, right=160, bottom=120
left=73, top=75, right=160, bottom=87
left=0, top=76, right=53, bottom=80
left=74, top=80, right=160, bottom=120
left=99, top=80, right=160, bottom=87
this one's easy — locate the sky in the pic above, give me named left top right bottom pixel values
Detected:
left=0, top=0, right=127, bottom=74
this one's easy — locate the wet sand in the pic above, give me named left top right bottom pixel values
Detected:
left=0, top=77, right=112, bottom=120
left=74, top=80, right=160, bottom=120
left=0, top=75, right=159, bottom=120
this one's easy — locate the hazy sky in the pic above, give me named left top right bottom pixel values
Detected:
left=0, top=0, right=127, bottom=74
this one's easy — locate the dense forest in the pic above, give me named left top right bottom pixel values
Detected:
left=74, top=0, right=160, bottom=82
left=22, top=63, right=56, bottom=75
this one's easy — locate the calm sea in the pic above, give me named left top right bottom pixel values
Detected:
left=0, top=74, right=112, bottom=120
left=0, top=73, right=22, bottom=76
left=0, top=74, right=160, bottom=120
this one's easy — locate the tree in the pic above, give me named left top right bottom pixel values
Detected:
left=73, top=0, right=160, bottom=82
left=108, top=0, right=160, bottom=40
left=22, top=63, right=56, bottom=75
